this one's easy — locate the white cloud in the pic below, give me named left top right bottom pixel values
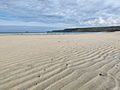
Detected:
left=84, top=17, right=120, bottom=26
left=0, top=0, right=120, bottom=27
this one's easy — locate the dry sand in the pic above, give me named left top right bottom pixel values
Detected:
left=0, top=32, right=120, bottom=90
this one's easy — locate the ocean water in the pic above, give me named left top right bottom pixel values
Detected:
left=0, top=32, right=104, bottom=36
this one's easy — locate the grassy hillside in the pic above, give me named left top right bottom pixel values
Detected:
left=50, top=26, right=120, bottom=32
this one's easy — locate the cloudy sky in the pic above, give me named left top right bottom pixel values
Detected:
left=0, top=0, right=120, bottom=29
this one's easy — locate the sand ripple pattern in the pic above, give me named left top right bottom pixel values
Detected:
left=0, top=33, right=120, bottom=90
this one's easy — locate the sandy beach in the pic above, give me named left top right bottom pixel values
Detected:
left=0, top=32, right=120, bottom=90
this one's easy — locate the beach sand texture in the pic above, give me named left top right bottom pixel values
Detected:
left=0, top=32, right=120, bottom=90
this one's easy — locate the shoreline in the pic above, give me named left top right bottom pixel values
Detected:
left=0, top=32, right=107, bottom=36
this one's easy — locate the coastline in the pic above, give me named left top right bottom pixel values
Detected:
left=0, top=32, right=106, bottom=36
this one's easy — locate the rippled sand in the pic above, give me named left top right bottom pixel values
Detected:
left=0, top=32, right=120, bottom=90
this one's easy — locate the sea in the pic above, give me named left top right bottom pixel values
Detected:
left=0, top=32, right=103, bottom=36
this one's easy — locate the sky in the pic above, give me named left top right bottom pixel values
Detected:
left=0, top=0, right=120, bottom=31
